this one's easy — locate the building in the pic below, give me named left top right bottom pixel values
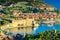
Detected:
left=1, top=18, right=39, bottom=34
left=13, top=9, right=22, bottom=16
left=46, top=6, right=55, bottom=11
left=40, top=6, right=45, bottom=10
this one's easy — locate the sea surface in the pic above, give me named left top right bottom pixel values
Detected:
left=34, top=0, right=60, bottom=34
left=34, top=24, right=60, bottom=34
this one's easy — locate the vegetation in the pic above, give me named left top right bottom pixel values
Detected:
left=0, top=0, right=49, bottom=14
left=0, top=20, right=8, bottom=25
left=55, top=9, right=60, bottom=14
left=3, top=7, right=13, bottom=15
left=0, top=0, right=6, bottom=4
left=0, top=0, right=40, bottom=4
left=0, top=0, right=60, bottom=40
left=24, top=30, right=60, bottom=40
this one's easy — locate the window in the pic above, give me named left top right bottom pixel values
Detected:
left=21, top=24, right=23, bottom=26
left=18, top=27, right=20, bottom=30
left=21, top=27, right=23, bottom=29
left=29, top=15, right=33, bottom=19
left=18, top=24, right=20, bottom=26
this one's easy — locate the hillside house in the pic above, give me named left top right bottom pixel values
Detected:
left=40, top=6, right=45, bottom=10
left=46, top=6, right=55, bottom=11
left=1, top=18, right=39, bottom=34
left=13, top=9, right=22, bottom=16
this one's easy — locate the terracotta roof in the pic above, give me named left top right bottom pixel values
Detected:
left=40, top=6, right=45, bottom=8
left=13, top=10, right=20, bottom=13
left=46, top=5, right=54, bottom=8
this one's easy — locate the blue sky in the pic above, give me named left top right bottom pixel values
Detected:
left=44, top=0, right=60, bottom=9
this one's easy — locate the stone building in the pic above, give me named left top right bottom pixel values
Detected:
left=1, top=18, right=39, bottom=34
left=13, top=9, right=22, bottom=16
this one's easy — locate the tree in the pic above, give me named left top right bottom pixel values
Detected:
left=6, top=0, right=11, bottom=2
left=55, top=10, right=60, bottom=14
left=24, top=30, right=60, bottom=40
left=0, top=0, right=6, bottom=4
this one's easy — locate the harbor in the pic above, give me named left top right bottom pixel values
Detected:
left=0, top=0, right=60, bottom=40
left=1, top=18, right=39, bottom=34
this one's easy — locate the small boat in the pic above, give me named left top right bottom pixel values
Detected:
left=34, top=28, right=37, bottom=31
left=48, top=24, right=53, bottom=27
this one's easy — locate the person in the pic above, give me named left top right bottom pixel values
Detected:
left=15, top=33, right=23, bottom=40
left=0, top=35, right=6, bottom=40
left=7, top=35, right=13, bottom=40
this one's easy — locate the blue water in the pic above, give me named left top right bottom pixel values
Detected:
left=34, top=24, right=60, bottom=34
left=44, top=0, right=60, bottom=9
left=34, top=0, right=60, bottom=34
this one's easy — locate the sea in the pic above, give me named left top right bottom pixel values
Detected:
left=34, top=24, right=60, bottom=34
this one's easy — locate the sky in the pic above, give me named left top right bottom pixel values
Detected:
left=44, top=0, right=60, bottom=9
